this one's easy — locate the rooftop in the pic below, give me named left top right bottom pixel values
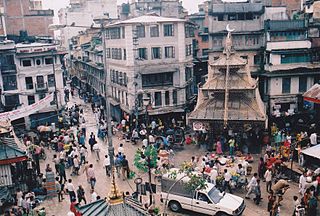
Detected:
left=209, top=3, right=264, bottom=14
left=109, top=14, right=187, bottom=26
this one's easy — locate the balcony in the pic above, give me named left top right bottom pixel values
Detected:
left=35, top=82, right=48, bottom=93
left=0, top=65, right=16, bottom=73
left=266, top=40, right=311, bottom=51
left=26, top=9, right=54, bottom=16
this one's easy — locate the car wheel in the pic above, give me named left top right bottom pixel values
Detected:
left=169, top=201, right=181, bottom=212
left=215, top=212, right=229, bottom=216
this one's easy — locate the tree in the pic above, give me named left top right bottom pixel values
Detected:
left=133, top=145, right=158, bottom=173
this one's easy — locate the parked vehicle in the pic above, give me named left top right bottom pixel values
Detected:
left=160, top=169, right=245, bottom=216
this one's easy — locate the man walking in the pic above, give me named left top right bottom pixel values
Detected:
left=264, top=168, right=272, bottom=193
left=66, top=179, right=76, bottom=202
left=104, top=155, right=111, bottom=177
left=122, top=155, right=129, bottom=180
left=246, top=173, right=258, bottom=199
left=223, top=169, right=232, bottom=193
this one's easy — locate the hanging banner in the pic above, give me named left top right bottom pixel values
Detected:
left=0, top=93, right=54, bottom=122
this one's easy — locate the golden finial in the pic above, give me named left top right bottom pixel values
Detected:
left=108, top=167, right=123, bottom=205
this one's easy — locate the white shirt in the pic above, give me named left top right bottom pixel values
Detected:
left=66, top=183, right=75, bottom=192
left=93, top=143, right=100, bottom=151
left=104, top=157, right=110, bottom=167
left=224, top=172, right=231, bottom=182
left=310, top=133, right=317, bottom=145
left=118, top=146, right=124, bottom=154
left=210, top=169, right=218, bottom=181
left=299, top=175, right=306, bottom=188
left=67, top=212, right=75, bottom=216
left=264, top=170, right=272, bottom=182
left=91, top=192, right=97, bottom=202
left=73, top=158, right=79, bottom=168
left=121, top=119, right=126, bottom=126
left=142, top=139, right=148, bottom=147
left=248, top=176, right=257, bottom=188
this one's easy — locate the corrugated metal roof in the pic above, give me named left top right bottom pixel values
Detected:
left=210, top=3, right=264, bottom=14
left=78, top=198, right=149, bottom=216
left=0, top=138, right=26, bottom=161
left=303, top=83, right=320, bottom=103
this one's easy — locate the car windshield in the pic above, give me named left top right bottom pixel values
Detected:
left=208, top=187, right=224, bottom=204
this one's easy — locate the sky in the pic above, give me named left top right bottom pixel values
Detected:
left=42, top=0, right=205, bottom=21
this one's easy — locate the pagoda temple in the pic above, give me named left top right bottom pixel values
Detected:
left=188, top=26, right=266, bottom=135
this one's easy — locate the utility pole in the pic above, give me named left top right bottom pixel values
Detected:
left=51, top=50, right=59, bottom=111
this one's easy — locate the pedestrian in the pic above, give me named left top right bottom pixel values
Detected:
left=118, top=143, right=124, bottom=155
left=90, top=189, right=97, bottom=202
left=89, top=135, right=96, bottom=151
left=55, top=177, right=63, bottom=202
left=258, top=157, right=265, bottom=179
left=79, top=145, right=87, bottom=165
left=223, top=169, right=232, bottom=193
left=77, top=185, right=87, bottom=205
left=104, top=155, right=111, bottom=177
left=58, top=159, right=67, bottom=183
left=307, top=193, right=317, bottom=216
left=293, top=195, right=300, bottom=216
left=122, top=155, right=129, bottom=180
left=267, top=191, right=276, bottom=216
left=264, top=168, right=273, bottom=193
left=228, top=137, right=235, bottom=156
left=82, top=161, right=90, bottom=183
left=246, top=173, right=258, bottom=199
left=253, top=179, right=262, bottom=205
left=299, top=172, right=307, bottom=196
left=72, top=155, right=80, bottom=176
left=210, top=166, right=218, bottom=185
left=92, top=142, right=100, bottom=161
left=66, top=179, right=76, bottom=202
left=115, top=154, right=123, bottom=178
left=53, top=154, right=60, bottom=174
left=16, top=188, right=23, bottom=207
left=87, top=164, right=96, bottom=190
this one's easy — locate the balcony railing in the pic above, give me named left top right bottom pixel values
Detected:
left=35, top=82, right=48, bottom=92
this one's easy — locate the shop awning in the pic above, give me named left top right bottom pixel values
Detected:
left=301, top=144, right=320, bottom=159
left=303, top=84, right=320, bottom=104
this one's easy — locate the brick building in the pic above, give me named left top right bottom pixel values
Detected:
left=0, top=0, right=53, bottom=39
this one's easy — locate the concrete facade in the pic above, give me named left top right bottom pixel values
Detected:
left=0, top=40, right=65, bottom=127
left=0, top=0, right=53, bottom=38
left=58, top=0, right=117, bottom=48
left=104, top=15, right=195, bottom=121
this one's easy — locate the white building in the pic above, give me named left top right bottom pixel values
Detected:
left=105, top=14, right=195, bottom=122
left=0, top=41, right=65, bottom=128
left=58, top=0, right=117, bottom=48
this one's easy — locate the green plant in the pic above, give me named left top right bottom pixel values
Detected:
left=133, top=146, right=158, bottom=173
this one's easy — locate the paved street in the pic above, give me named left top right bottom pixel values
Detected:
left=38, top=95, right=302, bottom=216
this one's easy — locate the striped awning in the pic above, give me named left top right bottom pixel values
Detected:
left=303, top=84, right=320, bottom=104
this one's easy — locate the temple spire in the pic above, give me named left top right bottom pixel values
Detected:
left=224, top=24, right=235, bottom=58
left=108, top=167, right=123, bottom=205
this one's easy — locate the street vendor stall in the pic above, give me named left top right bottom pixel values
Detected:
left=301, top=144, right=320, bottom=169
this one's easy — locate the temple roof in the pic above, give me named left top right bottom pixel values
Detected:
left=188, top=92, right=266, bottom=122
left=77, top=198, right=149, bottom=216
left=202, top=72, right=257, bottom=90
left=210, top=54, right=247, bottom=67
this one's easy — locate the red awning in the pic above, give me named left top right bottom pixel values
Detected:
left=0, top=156, right=27, bottom=165
left=303, top=84, right=320, bottom=104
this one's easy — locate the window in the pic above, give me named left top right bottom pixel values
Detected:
left=111, top=48, right=122, bottom=60
left=299, top=76, right=307, bottom=92
left=106, top=48, right=111, bottom=58
left=186, top=84, right=193, bottom=99
left=142, top=72, right=173, bottom=87
left=254, top=55, right=262, bottom=65
left=35, top=59, right=41, bottom=66
left=165, top=46, right=175, bottom=58
left=36, top=76, right=45, bottom=89
left=28, top=95, right=35, bottom=105
left=217, top=14, right=224, bottom=21
left=202, top=49, right=209, bottom=57
left=5, top=95, right=19, bottom=107
left=155, top=92, right=162, bottom=106
left=151, top=47, right=161, bottom=59
left=165, top=91, right=170, bottom=105
left=185, top=67, right=192, bottom=81
left=202, top=35, right=208, bottom=42
left=282, top=77, right=291, bottom=94
left=138, top=48, right=147, bottom=60
left=185, top=24, right=195, bottom=38
left=281, top=53, right=311, bottom=64
left=186, top=44, right=192, bottom=56
left=39, top=93, right=46, bottom=100
left=164, top=24, right=174, bottom=36
left=48, top=74, right=55, bottom=87
left=228, top=14, right=236, bottom=20
left=124, top=73, right=127, bottom=86
left=25, top=77, right=33, bottom=90
left=136, top=25, right=145, bottom=38
left=121, top=26, right=125, bottom=38
left=45, top=57, right=53, bottom=65
left=173, top=90, right=177, bottom=105
left=150, top=25, right=159, bottom=37
left=3, top=75, right=17, bottom=91
left=106, top=27, right=121, bottom=39
left=22, top=59, right=32, bottom=67
left=123, top=49, right=126, bottom=60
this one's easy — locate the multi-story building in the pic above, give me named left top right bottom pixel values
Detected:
left=103, top=14, right=195, bottom=122
left=58, top=0, right=117, bottom=49
left=0, top=0, right=53, bottom=40
left=260, top=19, right=320, bottom=115
left=0, top=40, right=65, bottom=128
left=126, top=0, right=186, bottom=19
left=208, top=1, right=266, bottom=74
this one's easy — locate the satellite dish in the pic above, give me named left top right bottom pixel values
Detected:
left=226, top=24, right=235, bottom=32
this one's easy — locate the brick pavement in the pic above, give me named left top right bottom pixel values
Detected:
left=37, top=96, right=304, bottom=216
